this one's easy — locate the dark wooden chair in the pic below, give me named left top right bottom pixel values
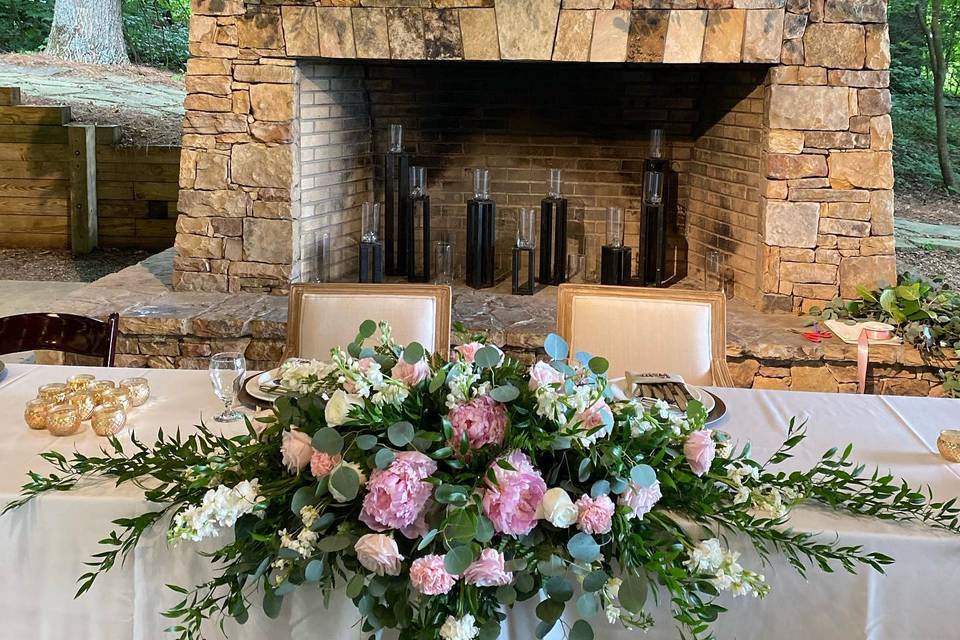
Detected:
left=0, top=313, right=120, bottom=367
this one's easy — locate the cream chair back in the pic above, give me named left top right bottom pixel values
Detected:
left=285, top=284, right=452, bottom=361
left=556, top=284, right=733, bottom=387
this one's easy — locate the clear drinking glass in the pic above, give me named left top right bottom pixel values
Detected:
left=410, top=166, right=426, bottom=196
left=721, top=265, right=736, bottom=300
left=389, top=124, right=403, bottom=153
left=517, top=208, right=536, bottom=249
left=567, top=253, right=586, bottom=283
left=361, top=202, right=381, bottom=244
left=473, top=169, right=490, bottom=200
left=209, top=352, right=246, bottom=423
left=705, top=249, right=722, bottom=292
left=434, top=240, right=453, bottom=285
left=315, top=232, right=331, bottom=283
left=606, top=207, right=624, bottom=248
left=649, top=128, right=664, bottom=159
left=644, top=171, right=664, bottom=205
left=547, top=168, right=562, bottom=198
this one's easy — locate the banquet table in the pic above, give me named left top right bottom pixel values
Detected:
left=1, top=363, right=958, bottom=640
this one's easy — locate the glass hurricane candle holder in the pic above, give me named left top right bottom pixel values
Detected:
left=38, top=383, right=68, bottom=404
left=91, top=404, right=127, bottom=437
left=938, top=430, right=960, bottom=463
left=120, top=377, right=150, bottom=407
left=46, top=404, right=81, bottom=437
left=99, top=388, right=131, bottom=412
left=24, top=398, right=51, bottom=430
left=65, top=391, right=96, bottom=421
left=67, top=374, right=96, bottom=392
left=90, top=380, right=117, bottom=404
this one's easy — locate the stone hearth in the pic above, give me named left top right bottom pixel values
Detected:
left=177, top=0, right=896, bottom=313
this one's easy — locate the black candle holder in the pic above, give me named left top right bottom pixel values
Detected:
left=637, top=156, right=668, bottom=286
left=405, top=167, right=431, bottom=283
left=466, top=169, right=496, bottom=290
left=601, top=245, right=632, bottom=286
left=384, top=151, right=410, bottom=276
left=512, top=246, right=535, bottom=295
left=359, top=241, right=384, bottom=283
left=538, top=169, right=568, bottom=286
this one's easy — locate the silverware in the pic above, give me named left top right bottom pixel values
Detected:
left=670, top=383, right=688, bottom=411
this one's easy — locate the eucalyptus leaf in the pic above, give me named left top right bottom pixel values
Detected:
left=478, top=621, right=501, bottom=640
left=474, top=515, right=495, bottom=543
left=576, top=593, right=600, bottom=618
left=330, top=465, right=360, bottom=501
left=429, top=370, right=446, bottom=393
left=474, top=346, right=502, bottom=369
left=567, top=533, right=600, bottom=563
left=317, top=535, right=352, bottom=553
left=544, top=333, right=569, bottom=361
left=495, top=585, right=517, bottom=605
left=358, top=319, right=377, bottom=338
left=387, top=421, right=415, bottom=447
left=312, top=428, right=344, bottom=455
left=489, top=384, right=520, bottom=403
left=346, top=573, right=365, bottom=599
left=582, top=570, right=608, bottom=593
left=619, top=571, right=649, bottom=614
left=570, top=619, right=594, bottom=640
left=544, top=576, right=573, bottom=602
left=444, top=545, right=476, bottom=575
left=403, top=342, right=425, bottom=364
left=435, top=484, right=469, bottom=506
left=417, top=529, right=439, bottom=551
left=575, top=351, right=592, bottom=366
left=291, top=486, right=318, bottom=515
left=630, top=464, right=657, bottom=488
left=515, top=572, right=535, bottom=594
left=588, top=356, right=609, bottom=375
left=355, top=434, right=378, bottom=450
left=262, top=589, right=283, bottom=619
left=590, top=480, right=610, bottom=499
left=304, top=559, right=324, bottom=583
left=311, top=512, right=335, bottom=531
left=374, top=448, right=396, bottom=470
left=535, top=598, right=564, bottom=624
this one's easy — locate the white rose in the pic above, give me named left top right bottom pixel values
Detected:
left=328, top=461, right=367, bottom=503
left=324, top=389, right=362, bottom=427
left=537, top=487, right=578, bottom=528
left=440, top=614, right=479, bottom=640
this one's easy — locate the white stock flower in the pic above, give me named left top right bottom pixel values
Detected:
left=372, top=382, right=409, bottom=407
left=653, top=399, right=671, bottom=418
left=603, top=577, right=622, bottom=600
left=439, top=614, right=480, bottom=640
left=168, top=480, right=264, bottom=544
left=279, top=358, right=336, bottom=394
left=538, top=487, right=579, bottom=528
left=325, top=389, right=362, bottom=426
left=684, top=538, right=724, bottom=574
left=300, top=505, right=319, bottom=528
left=605, top=604, right=621, bottom=624
left=535, top=386, right=568, bottom=424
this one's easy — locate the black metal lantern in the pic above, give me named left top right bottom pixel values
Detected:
left=600, top=206, right=631, bottom=286
left=512, top=207, right=536, bottom=295
left=466, top=169, right=496, bottom=289
left=405, top=166, right=431, bottom=283
left=637, top=128, right=687, bottom=287
left=384, top=124, right=411, bottom=276
left=359, top=202, right=384, bottom=283
left=538, top=168, right=568, bottom=286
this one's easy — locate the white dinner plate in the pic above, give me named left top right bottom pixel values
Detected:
left=245, top=368, right=283, bottom=403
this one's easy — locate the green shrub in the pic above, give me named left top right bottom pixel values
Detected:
left=123, top=0, right=190, bottom=72
left=0, top=0, right=53, bottom=53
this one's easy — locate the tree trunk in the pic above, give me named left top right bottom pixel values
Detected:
left=918, top=0, right=958, bottom=191
left=45, top=0, right=129, bottom=66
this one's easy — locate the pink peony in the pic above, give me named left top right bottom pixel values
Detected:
left=684, top=430, right=716, bottom=477
left=359, top=451, right=437, bottom=538
left=448, top=395, right=508, bottom=451
left=575, top=494, right=616, bottom=534
left=482, top=450, right=547, bottom=537
left=281, top=430, right=313, bottom=473
left=391, top=357, right=431, bottom=386
left=310, top=451, right=341, bottom=478
left=409, top=554, right=457, bottom=595
left=573, top=398, right=613, bottom=444
left=463, top=549, right=513, bottom=587
left=619, top=480, right=662, bottom=521
left=528, top=361, right=564, bottom=390
left=354, top=533, right=403, bottom=576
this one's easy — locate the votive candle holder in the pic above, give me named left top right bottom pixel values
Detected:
left=99, top=388, right=131, bottom=412
left=91, top=404, right=126, bottom=437
left=90, top=380, right=117, bottom=404
left=120, top=377, right=150, bottom=407
left=24, top=398, right=51, bottom=430
left=66, top=390, right=96, bottom=421
left=938, top=430, right=960, bottom=463
left=38, top=383, right=68, bottom=404
left=67, top=374, right=96, bottom=392
left=46, top=404, right=81, bottom=437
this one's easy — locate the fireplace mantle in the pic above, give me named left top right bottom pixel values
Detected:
left=176, top=0, right=895, bottom=312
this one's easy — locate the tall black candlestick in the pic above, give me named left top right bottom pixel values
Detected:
left=538, top=169, right=568, bottom=286
left=466, top=169, right=496, bottom=289
left=384, top=124, right=410, bottom=276
left=405, top=166, right=431, bottom=283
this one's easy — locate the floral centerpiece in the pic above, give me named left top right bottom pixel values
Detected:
left=5, top=321, right=960, bottom=640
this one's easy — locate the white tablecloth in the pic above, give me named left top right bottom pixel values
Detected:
left=0, top=364, right=958, bottom=640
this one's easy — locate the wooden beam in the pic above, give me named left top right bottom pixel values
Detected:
left=67, top=124, right=98, bottom=255
left=0, top=88, right=21, bottom=106
left=0, top=106, right=71, bottom=125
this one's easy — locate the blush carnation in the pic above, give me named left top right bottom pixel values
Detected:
left=684, top=430, right=716, bottom=477
left=573, top=398, right=613, bottom=444
left=409, top=554, right=457, bottom=595
left=448, top=395, right=508, bottom=451
left=575, top=494, right=616, bottom=534
left=619, top=480, right=662, bottom=520
left=310, top=451, right=341, bottom=478
left=463, top=549, right=513, bottom=587
left=359, top=451, right=437, bottom=538
left=280, top=430, right=313, bottom=473
left=481, top=450, right=547, bottom=537
left=354, top=533, right=403, bottom=576
left=528, top=361, right=564, bottom=390
left=392, top=358, right=431, bottom=386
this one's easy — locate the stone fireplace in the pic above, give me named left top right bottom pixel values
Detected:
left=176, top=0, right=895, bottom=312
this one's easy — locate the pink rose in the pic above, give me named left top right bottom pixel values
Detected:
left=310, top=451, right=341, bottom=478
left=482, top=450, right=547, bottom=537
left=281, top=430, right=313, bottom=473
left=454, top=342, right=503, bottom=365
left=391, top=358, right=431, bottom=386
left=573, top=398, right=612, bottom=444
left=528, top=361, right=564, bottom=390
left=359, top=451, right=437, bottom=538
left=684, top=430, right=716, bottom=477
left=463, top=549, right=513, bottom=587
left=575, top=494, right=615, bottom=535
left=448, top=395, right=508, bottom=451
left=354, top=533, right=403, bottom=576
left=409, top=554, right=457, bottom=595
left=619, top=480, right=662, bottom=520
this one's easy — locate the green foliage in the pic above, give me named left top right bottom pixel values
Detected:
left=122, top=0, right=190, bottom=71
left=0, top=0, right=53, bottom=53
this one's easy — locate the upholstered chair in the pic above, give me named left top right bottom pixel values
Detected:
left=284, top=283, right=452, bottom=361
left=556, top=284, right=734, bottom=387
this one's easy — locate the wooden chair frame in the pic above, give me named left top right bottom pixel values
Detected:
left=0, top=312, right=120, bottom=367
left=284, top=283, right=452, bottom=361
left=556, top=284, right=734, bottom=387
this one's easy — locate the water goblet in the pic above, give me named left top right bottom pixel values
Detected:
left=209, top=352, right=246, bottom=422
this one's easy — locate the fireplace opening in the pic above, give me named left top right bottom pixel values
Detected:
left=296, top=60, right=768, bottom=303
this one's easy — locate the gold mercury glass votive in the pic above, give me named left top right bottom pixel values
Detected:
left=46, top=403, right=81, bottom=437
left=38, top=382, right=68, bottom=404
left=938, top=430, right=960, bottom=463
left=119, top=377, right=150, bottom=407
left=24, top=398, right=51, bottom=430
left=90, top=380, right=117, bottom=404
left=66, top=373, right=96, bottom=392
left=91, top=404, right=126, bottom=437
left=99, top=388, right=131, bottom=412
left=65, top=390, right=96, bottom=421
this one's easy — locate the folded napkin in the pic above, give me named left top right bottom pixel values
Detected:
left=626, top=372, right=686, bottom=385
left=824, top=320, right=901, bottom=346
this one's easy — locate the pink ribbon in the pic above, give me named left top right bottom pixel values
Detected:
left=857, top=325, right=894, bottom=394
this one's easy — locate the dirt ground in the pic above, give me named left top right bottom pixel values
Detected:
left=895, top=190, right=960, bottom=226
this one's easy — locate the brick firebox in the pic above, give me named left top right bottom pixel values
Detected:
left=176, top=0, right=896, bottom=313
